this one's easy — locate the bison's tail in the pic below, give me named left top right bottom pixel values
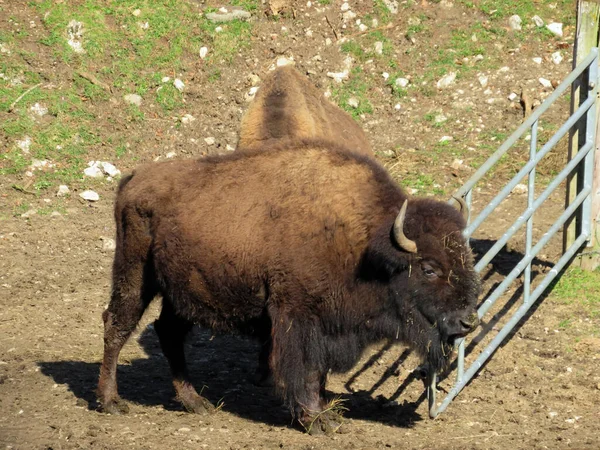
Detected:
left=117, top=172, right=134, bottom=194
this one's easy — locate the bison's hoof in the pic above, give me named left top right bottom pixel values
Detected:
left=302, top=410, right=346, bottom=435
left=181, top=395, right=215, bottom=415
left=100, top=398, right=130, bottom=415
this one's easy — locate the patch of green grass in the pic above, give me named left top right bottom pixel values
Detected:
left=200, top=19, right=253, bottom=63
left=373, top=0, right=392, bottom=25
left=341, top=41, right=367, bottom=61
left=156, top=83, right=184, bottom=111
left=332, top=67, right=374, bottom=119
left=401, top=173, right=445, bottom=196
left=551, top=267, right=600, bottom=318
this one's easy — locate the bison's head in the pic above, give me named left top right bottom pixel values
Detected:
left=360, top=197, right=481, bottom=371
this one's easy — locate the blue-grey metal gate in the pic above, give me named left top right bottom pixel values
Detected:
left=427, top=47, right=599, bottom=418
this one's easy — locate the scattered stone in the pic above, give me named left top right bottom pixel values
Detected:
left=508, top=92, right=518, bottom=101
left=325, top=38, right=332, bottom=46
left=80, top=190, right=100, bottom=202
left=532, top=15, right=544, bottom=27
left=56, top=185, right=70, bottom=197
left=478, top=74, right=488, bottom=88
left=0, top=43, right=10, bottom=54
left=30, top=159, right=54, bottom=171
left=439, top=136, right=453, bottom=143
left=547, top=411, right=558, bottom=419
left=84, top=165, right=104, bottom=178
left=498, top=66, right=510, bottom=73
left=276, top=57, right=294, bottom=67
left=342, top=10, right=357, bottom=21
left=67, top=20, right=85, bottom=53
left=16, top=136, right=32, bottom=154
left=161, top=76, right=170, bottom=83
left=374, top=41, right=383, bottom=55
left=436, top=72, right=456, bottom=89
left=124, top=93, right=142, bottom=106
left=546, top=22, right=563, bottom=37
left=358, top=23, right=368, bottom=32
left=21, top=209, right=37, bottom=218
left=206, top=9, right=251, bottom=23
left=511, top=184, right=527, bottom=195
left=50, top=211, right=62, bottom=218
left=181, top=114, right=196, bottom=125
left=166, top=151, right=176, bottom=159
left=508, top=15, right=522, bottom=31
left=138, top=22, right=149, bottom=30
left=101, top=237, right=116, bottom=252
left=451, top=159, right=465, bottom=170
left=474, top=54, right=484, bottom=62
left=132, top=9, right=141, bottom=16
left=434, top=113, right=447, bottom=124
left=532, top=57, right=542, bottom=64
left=327, top=71, right=349, bottom=83
left=100, top=162, right=121, bottom=178
left=551, top=51, right=563, bottom=65
left=215, top=26, right=223, bottom=33
left=394, top=103, right=401, bottom=111
left=199, top=47, right=208, bottom=59
left=245, top=86, right=259, bottom=102
left=348, top=98, right=359, bottom=108
left=30, top=103, right=48, bottom=117
left=204, top=137, right=215, bottom=145
left=382, top=0, right=398, bottom=14
left=395, top=77, right=409, bottom=88
left=173, top=78, right=185, bottom=92
left=178, top=427, right=191, bottom=433
left=248, top=73, right=260, bottom=86
left=341, top=2, right=350, bottom=11
left=539, top=77, right=553, bottom=89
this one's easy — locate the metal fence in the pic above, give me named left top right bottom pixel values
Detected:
left=427, top=47, right=600, bottom=418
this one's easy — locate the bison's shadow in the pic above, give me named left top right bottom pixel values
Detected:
left=39, top=325, right=422, bottom=429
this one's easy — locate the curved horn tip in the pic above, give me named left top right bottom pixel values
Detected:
left=394, top=200, right=418, bottom=253
left=452, top=195, right=469, bottom=221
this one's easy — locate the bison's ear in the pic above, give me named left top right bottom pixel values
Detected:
left=357, top=238, right=409, bottom=282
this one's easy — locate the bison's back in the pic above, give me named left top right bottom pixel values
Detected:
left=238, top=66, right=372, bottom=156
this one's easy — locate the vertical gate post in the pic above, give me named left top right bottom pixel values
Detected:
left=564, top=0, right=600, bottom=269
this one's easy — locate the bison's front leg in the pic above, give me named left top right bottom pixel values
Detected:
left=154, top=301, right=215, bottom=415
left=270, top=314, right=345, bottom=434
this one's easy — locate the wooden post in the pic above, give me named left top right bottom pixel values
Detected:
left=564, top=0, right=600, bottom=270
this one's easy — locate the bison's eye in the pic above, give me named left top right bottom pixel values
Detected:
left=421, top=262, right=440, bottom=279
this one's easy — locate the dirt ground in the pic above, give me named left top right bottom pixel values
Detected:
left=1, top=0, right=599, bottom=449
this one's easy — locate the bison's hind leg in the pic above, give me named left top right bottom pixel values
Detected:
left=154, top=299, right=215, bottom=415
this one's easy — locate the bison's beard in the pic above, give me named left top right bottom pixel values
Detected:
left=426, top=336, right=456, bottom=373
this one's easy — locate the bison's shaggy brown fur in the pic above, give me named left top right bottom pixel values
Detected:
left=97, top=141, right=480, bottom=433
left=238, top=66, right=372, bottom=155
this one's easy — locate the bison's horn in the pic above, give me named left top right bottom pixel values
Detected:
left=393, top=200, right=418, bottom=253
left=452, top=195, right=469, bottom=222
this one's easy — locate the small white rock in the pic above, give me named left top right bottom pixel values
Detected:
left=508, top=15, right=522, bottom=31
left=547, top=411, right=558, bottom=419
left=508, top=92, right=518, bottom=101
left=478, top=75, right=488, bottom=88
left=162, top=76, right=171, bottom=83
left=341, top=2, right=350, bottom=11
left=436, top=72, right=456, bottom=89
left=532, top=57, right=543, bottom=64
left=342, top=10, right=357, bottom=21
left=101, top=237, right=116, bottom=252
left=204, top=137, right=215, bottom=145
left=100, top=162, right=121, bottom=178
left=80, top=190, right=100, bottom=202
left=173, top=78, right=185, bottom=92
left=382, top=72, right=389, bottom=80
left=439, top=136, right=453, bottom=143
left=84, top=165, right=104, bottom=178
left=546, top=22, right=563, bottom=37
left=474, top=54, right=484, bottom=62
left=124, top=94, right=142, bottom=106
left=56, top=185, right=70, bottom=197
left=16, top=136, right=32, bottom=153
left=539, top=77, right=553, bottom=88
left=30, top=103, right=48, bottom=117
left=434, top=113, right=447, bottom=124
left=498, top=66, right=510, bottom=73
left=181, top=114, right=196, bottom=124
left=199, top=46, right=208, bottom=59
left=348, top=98, right=359, bottom=108
left=327, top=71, right=349, bottom=83
left=358, top=24, right=368, bottom=32
left=395, top=78, right=409, bottom=88
left=132, top=9, right=141, bottom=16
left=394, top=103, right=401, bottom=111
left=166, top=151, right=176, bottom=159
left=21, top=209, right=37, bottom=218
left=374, top=41, right=383, bottom=55
left=325, top=38, right=332, bottom=46
left=551, top=51, right=563, bottom=65
left=382, top=0, right=398, bottom=14
left=245, top=86, right=259, bottom=102
left=276, top=57, right=294, bottom=67
left=215, top=26, right=223, bottom=33
left=532, top=15, right=544, bottom=27
left=450, top=159, right=464, bottom=170
left=511, top=184, right=527, bottom=195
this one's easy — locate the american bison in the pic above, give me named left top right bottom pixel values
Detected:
left=238, top=65, right=372, bottom=156
left=97, top=142, right=480, bottom=433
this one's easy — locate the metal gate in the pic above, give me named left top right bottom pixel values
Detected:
left=427, top=47, right=600, bottom=418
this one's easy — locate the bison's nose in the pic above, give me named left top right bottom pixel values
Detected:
left=459, top=313, right=479, bottom=333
